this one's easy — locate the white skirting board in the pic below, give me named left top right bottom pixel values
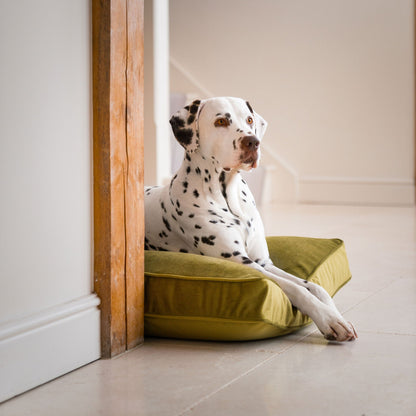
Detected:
left=0, top=294, right=101, bottom=403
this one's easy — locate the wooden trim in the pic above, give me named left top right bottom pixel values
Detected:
left=92, top=0, right=144, bottom=358
left=125, top=0, right=145, bottom=350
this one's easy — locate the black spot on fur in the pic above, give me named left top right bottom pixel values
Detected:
left=158, top=230, right=168, bottom=239
left=169, top=174, right=177, bottom=190
left=179, top=248, right=188, bottom=253
left=162, top=217, right=171, bottom=232
left=193, top=189, right=199, bottom=198
left=195, top=224, right=202, bottom=229
left=195, top=167, right=201, bottom=175
left=208, top=210, right=222, bottom=218
left=246, top=101, right=254, bottom=114
left=193, top=204, right=200, bottom=208
left=221, top=253, right=232, bottom=258
left=188, top=213, right=195, bottom=218
left=186, top=166, right=191, bottom=174
left=190, top=100, right=200, bottom=113
left=170, top=116, right=185, bottom=129
left=186, top=153, right=191, bottom=162
left=233, top=251, right=241, bottom=256
left=187, top=114, right=195, bottom=125
left=221, top=185, right=227, bottom=199
left=201, top=235, right=216, bottom=245
left=242, top=257, right=253, bottom=264
left=219, top=172, right=227, bottom=198
left=175, top=128, right=193, bottom=147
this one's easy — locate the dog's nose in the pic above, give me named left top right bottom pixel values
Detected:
left=240, top=136, right=260, bottom=151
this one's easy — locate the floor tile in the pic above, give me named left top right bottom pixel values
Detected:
left=0, top=335, right=310, bottom=416
left=181, top=332, right=416, bottom=416
left=344, top=277, right=416, bottom=335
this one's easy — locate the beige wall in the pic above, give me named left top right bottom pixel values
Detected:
left=169, top=0, right=415, bottom=205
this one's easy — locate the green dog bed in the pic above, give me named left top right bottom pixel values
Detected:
left=144, top=236, right=351, bottom=341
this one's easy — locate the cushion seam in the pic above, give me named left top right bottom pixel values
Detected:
left=145, top=313, right=311, bottom=331
left=144, top=272, right=264, bottom=282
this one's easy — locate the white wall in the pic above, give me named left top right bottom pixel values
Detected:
left=169, top=0, right=415, bottom=205
left=0, top=0, right=100, bottom=402
left=144, top=0, right=158, bottom=185
left=144, top=0, right=171, bottom=186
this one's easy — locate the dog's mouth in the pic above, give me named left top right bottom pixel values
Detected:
left=242, top=157, right=258, bottom=169
left=240, top=150, right=259, bottom=170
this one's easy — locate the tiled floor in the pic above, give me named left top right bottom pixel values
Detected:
left=2, top=204, right=415, bottom=415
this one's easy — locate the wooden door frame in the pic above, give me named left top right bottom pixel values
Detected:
left=92, top=0, right=144, bottom=358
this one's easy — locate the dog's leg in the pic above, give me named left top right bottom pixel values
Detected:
left=264, top=264, right=337, bottom=309
left=247, top=262, right=357, bottom=341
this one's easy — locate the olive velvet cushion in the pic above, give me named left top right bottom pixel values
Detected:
left=144, top=236, right=351, bottom=341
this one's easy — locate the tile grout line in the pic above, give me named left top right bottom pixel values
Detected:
left=340, top=276, right=402, bottom=316
left=354, top=329, right=416, bottom=337
left=176, top=331, right=313, bottom=416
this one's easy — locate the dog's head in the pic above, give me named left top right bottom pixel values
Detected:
left=170, top=97, right=267, bottom=171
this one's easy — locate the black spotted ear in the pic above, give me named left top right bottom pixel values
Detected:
left=170, top=99, right=203, bottom=153
left=246, top=101, right=267, bottom=140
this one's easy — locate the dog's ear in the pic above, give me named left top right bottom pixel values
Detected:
left=169, top=99, right=203, bottom=153
left=246, top=101, right=268, bottom=140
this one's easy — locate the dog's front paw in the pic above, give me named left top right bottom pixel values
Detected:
left=314, top=306, right=358, bottom=342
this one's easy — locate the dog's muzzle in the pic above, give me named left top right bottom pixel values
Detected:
left=240, top=135, right=260, bottom=168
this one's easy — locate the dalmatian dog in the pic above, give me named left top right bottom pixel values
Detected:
left=145, top=97, right=357, bottom=342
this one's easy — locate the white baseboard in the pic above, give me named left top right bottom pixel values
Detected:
left=298, top=177, right=415, bottom=206
left=0, top=294, right=101, bottom=403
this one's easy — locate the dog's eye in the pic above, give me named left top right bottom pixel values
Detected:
left=247, top=116, right=253, bottom=125
left=214, top=118, right=230, bottom=127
